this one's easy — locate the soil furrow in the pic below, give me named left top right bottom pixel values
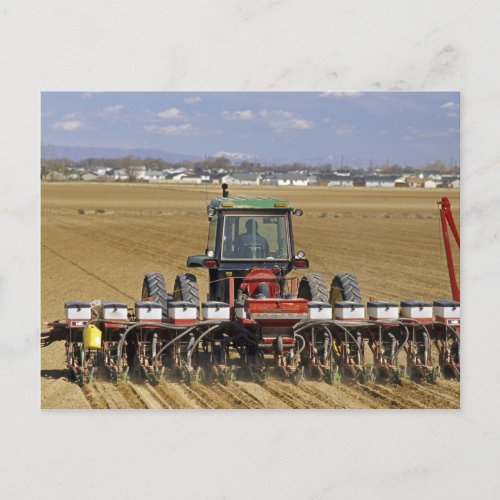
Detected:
left=42, top=243, right=135, bottom=300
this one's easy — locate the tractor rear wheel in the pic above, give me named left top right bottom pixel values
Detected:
left=173, top=273, right=200, bottom=306
left=297, top=273, right=328, bottom=302
left=142, top=272, right=169, bottom=320
left=329, top=272, right=362, bottom=304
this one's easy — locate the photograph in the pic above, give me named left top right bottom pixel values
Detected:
left=40, top=91, right=460, bottom=409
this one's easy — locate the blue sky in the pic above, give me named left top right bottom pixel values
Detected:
left=41, top=91, right=460, bottom=166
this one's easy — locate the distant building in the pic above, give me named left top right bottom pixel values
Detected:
left=81, top=171, right=99, bottom=182
left=328, top=176, right=354, bottom=187
left=43, top=170, right=68, bottom=181
left=364, top=175, right=399, bottom=188
left=221, top=172, right=262, bottom=185
left=129, top=165, right=147, bottom=180
left=424, top=179, right=437, bottom=188
left=275, top=173, right=310, bottom=186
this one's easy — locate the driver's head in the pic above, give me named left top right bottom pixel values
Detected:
left=245, top=219, right=258, bottom=233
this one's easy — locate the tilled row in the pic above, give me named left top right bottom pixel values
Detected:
left=75, top=378, right=460, bottom=410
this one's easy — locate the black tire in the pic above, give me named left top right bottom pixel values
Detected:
left=142, top=272, right=169, bottom=320
left=173, top=273, right=200, bottom=306
left=329, top=272, right=362, bottom=304
left=297, top=273, right=328, bottom=302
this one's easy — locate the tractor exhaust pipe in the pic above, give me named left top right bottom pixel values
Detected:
left=222, top=183, right=229, bottom=198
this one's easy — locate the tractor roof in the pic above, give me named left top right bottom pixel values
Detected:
left=208, top=196, right=293, bottom=210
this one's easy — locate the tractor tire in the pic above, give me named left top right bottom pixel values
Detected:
left=329, top=272, right=362, bottom=304
left=142, top=272, right=169, bottom=320
left=173, top=273, right=200, bottom=306
left=297, top=273, right=328, bottom=302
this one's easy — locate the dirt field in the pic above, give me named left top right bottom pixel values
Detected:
left=41, top=183, right=460, bottom=409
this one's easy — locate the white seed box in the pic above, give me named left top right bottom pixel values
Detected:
left=334, top=301, right=365, bottom=320
left=168, top=301, right=198, bottom=322
left=64, top=301, right=91, bottom=321
left=135, top=301, right=162, bottom=321
left=102, top=302, right=128, bottom=321
left=400, top=300, right=433, bottom=320
left=367, top=301, right=399, bottom=320
left=202, top=301, right=230, bottom=320
left=433, top=300, right=460, bottom=320
left=308, top=301, right=333, bottom=320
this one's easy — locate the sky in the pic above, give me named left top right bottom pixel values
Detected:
left=41, top=91, right=460, bottom=167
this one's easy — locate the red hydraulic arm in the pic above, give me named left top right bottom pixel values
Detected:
left=437, top=197, right=460, bottom=301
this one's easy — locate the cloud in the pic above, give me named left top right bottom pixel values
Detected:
left=81, top=92, right=93, bottom=99
left=222, top=110, right=255, bottom=120
left=319, top=91, right=365, bottom=98
left=260, top=109, right=315, bottom=132
left=334, top=125, right=357, bottom=136
left=144, top=123, right=216, bottom=136
left=440, top=101, right=459, bottom=110
left=405, top=125, right=451, bottom=138
left=440, top=101, right=460, bottom=118
left=184, top=97, right=202, bottom=104
left=158, top=107, right=184, bottom=119
left=53, top=120, right=83, bottom=131
left=103, top=104, right=124, bottom=113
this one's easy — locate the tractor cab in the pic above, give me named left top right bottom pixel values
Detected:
left=187, top=184, right=307, bottom=303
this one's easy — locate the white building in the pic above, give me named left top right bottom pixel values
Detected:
left=222, top=173, right=262, bottom=185
left=328, top=177, right=353, bottom=187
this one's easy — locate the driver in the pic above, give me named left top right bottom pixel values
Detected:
left=234, top=219, right=270, bottom=258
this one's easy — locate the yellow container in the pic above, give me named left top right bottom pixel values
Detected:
left=83, top=324, right=102, bottom=350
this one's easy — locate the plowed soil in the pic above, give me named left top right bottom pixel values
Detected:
left=41, top=183, right=460, bottom=409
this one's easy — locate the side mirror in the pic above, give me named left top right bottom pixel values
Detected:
left=186, top=255, right=206, bottom=268
left=187, top=255, right=219, bottom=268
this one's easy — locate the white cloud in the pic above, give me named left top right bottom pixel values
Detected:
left=440, top=102, right=460, bottom=118
left=144, top=123, right=214, bottom=136
left=260, top=109, right=315, bottom=132
left=64, top=113, right=77, bottom=119
left=319, top=91, right=365, bottom=98
left=184, top=96, right=202, bottom=104
left=334, top=125, right=356, bottom=136
left=222, top=110, right=255, bottom=120
left=440, top=101, right=459, bottom=110
left=405, top=125, right=450, bottom=138
left=103, top=104, right=124, bottom=113
left=81, top=92, right=93, bottom=99
left=53, top=120, right=82, bottom=131
left=158, top=107, right=184, bottom=119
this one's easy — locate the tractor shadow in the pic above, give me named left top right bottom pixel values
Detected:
left=41, top=369, right=70, bottom=380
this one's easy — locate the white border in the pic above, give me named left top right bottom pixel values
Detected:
left=1, top=1, right=499, bottom=498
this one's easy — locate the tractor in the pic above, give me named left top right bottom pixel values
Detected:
left=140, top=184, right=363, bottom=383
